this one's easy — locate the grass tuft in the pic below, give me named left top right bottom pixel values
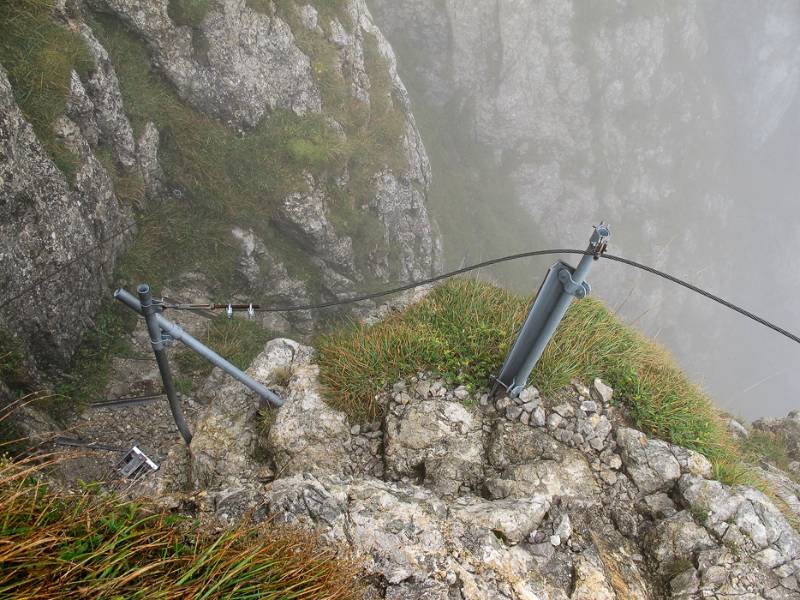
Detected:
left=743, top=430, right=796, bottom=477
left=0, top=456, right=363, bottom=599
left=0, top=0, right=93, bottom=181
left=315, top=278, right=745, bottom=483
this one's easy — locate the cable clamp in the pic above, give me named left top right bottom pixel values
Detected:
left=558, top=267, right=591, bottom=299
left=591, top=222, right=611, bottom=260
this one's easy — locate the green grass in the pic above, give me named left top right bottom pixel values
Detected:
left=743, top=430, right=797, bottom=479
left=315, top=278, right=747, bottom=483
left=174, top=316, right=274, bottom=378
left=0, top=456, right=363, bottom=599
left=0, top=0, right=93, bottom=181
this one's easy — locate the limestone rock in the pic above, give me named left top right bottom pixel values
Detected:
left=78, top=23, right=137, bottom=168
left=276, top=176, right=357, bottom=277
left=646, top=511, right=716, bottom=574
left=90, top=0, right=321, bottom=128
left=265, top=340, right=351, bottom=476
left=135, top=121, right=164, bottom=200
left=0, top=69, right=133, bottom=371
left=450, top=495, right=551, bottom=545
left=384, top=392, right=484, bottom=497
left=263, top=474, right=565, bottom=598
left=370, top=168, right=441, bottom=282
left=616, top=427, right=681, bottom=494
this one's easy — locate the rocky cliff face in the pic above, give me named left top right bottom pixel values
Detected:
left=369, top=0, right=726, bottom=257
left=75, top=338, right=800, bottom=599
left=366, top=0, right=800, bottom=421
left=0, top=51, right=134, bottom=372
left=86, top=0, right=441, bottom=330
left=0, top=0, right=441, bottom=375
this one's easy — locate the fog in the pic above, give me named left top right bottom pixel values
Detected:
left=370, top=0, right=800, bottom=420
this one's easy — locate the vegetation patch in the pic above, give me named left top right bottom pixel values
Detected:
left=0, top=457, right=363, bottom=599
left=174, top=315, right=274, bottom=378
left=0, top=0, right=93, bottom=181
left=315, top=278, right=746, bottom=483
left=88, top=2, right=413, bottom=294
left=743, top=430, right=797, bottom=480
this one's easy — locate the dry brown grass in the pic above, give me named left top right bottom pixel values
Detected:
left=0, top=455, right=364, bottom=598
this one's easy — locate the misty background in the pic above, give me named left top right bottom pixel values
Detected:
left=368, top=0, right=800, bottom=420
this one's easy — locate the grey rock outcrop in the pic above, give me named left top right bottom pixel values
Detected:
left=277, top=176, right=358, bottom=278
left=135, top=121, right=163, bottom=200
left=0, top=65, right=133, bottom=370
left=83, top=0, right=441, bottom=328
left=88, top=0, right=321, bottom=129
left=263, top=339, right=351, bottom=477
left=174, top=343, right=800, bottom=599
left=383, top=386, right=485, bottom=497
left=192, top=338, right=352, bottom=485
left=616, top=427, right=682, bottom=494
left=76, top=23, right=138, bottom=169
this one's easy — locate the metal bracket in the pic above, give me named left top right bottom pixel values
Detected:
left=558, top=268, right=591, bottom=299
left=161, top=331, right=175, bottom=347
left=116, top=446, right=159, bottom=479
left=491, top=223, right=611, bottom=398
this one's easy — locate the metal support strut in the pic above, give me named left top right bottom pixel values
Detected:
left=137, top=284, right=193, bottom=445
left=492, top=223, right=611, bottom=398
left=115, top=285, right=284, bottom=446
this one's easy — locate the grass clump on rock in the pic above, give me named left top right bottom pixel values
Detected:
left=0, top=0, right=93, bottom=180
left=0, top=456, right=363, bottom=599
left=315, top=278, right=745, bottom=483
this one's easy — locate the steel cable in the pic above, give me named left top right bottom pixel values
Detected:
left=166, top=249, right=800, bottom=346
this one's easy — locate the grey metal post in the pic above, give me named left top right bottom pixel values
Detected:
left=493, top=223, right=611, bottom=397
left=115, top=287, right=283, bottom=408
left=137, top=284, right=193, bottom=445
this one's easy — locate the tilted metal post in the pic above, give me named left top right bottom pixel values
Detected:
left=492, top=223, right=611, bottom=397
left=115, top=285, right=284, bottom=446
left=137, top=284, right=193, bottom=445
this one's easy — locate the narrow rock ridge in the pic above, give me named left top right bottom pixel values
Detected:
left=131, top=339, right=800, bottom=600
